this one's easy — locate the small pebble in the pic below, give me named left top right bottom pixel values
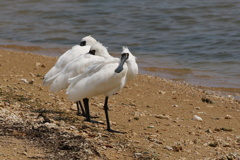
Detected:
left=20, top=79, right=29, bottom=84
left=20, top=78, right=34, bottom=84
left=192, top=115, right=203, bottom=121
left=158, top=90, right=166, bottom=95
left=225, top=115, right=232, bottom=119
left=134, top=153, right=142, bottom=157
left=208, top=141, right=218, bottom=147
left=205, top=128, right=213, bottom=133
left=36, top=62, right=45, bottom=68
left=202, top=97, right=214, bottom=104
left=148, top=126, right=154, bottom=128
left=164, top=146, right=173, bottom=151
left=155, top=114, right=170, bottom=120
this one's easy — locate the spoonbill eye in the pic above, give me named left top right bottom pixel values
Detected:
left=80, top=41, right=86, bottom=46
left=89, top=50, right=96, bottom=55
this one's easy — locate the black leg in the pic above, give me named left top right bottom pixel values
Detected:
left=76, top=101, right=80, bottom=115
left=82, top=98, right=102, bottom=124
left=104, top=96, right=111, bottom=131
left=104, top=96, right=126, bottom=133
left=76, top=101, right=85, bottom=116
left=83, top=98, right=90, bottom=121
left=79, top=101, right=86, bottom=116
left=79, top=101, right=85, bottom=116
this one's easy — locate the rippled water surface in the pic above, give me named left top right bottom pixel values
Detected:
left=0, top=0, right=240, bottom=88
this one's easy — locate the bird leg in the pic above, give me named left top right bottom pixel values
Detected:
left=104, top=96, right=111, bottom=131
left=83, top=98, right=91, bottom=121
left=104, top=96, right=126, bottom=133
left=76, top=101, right=85, bottom=116
left=82, top=98, right=102, bottom=124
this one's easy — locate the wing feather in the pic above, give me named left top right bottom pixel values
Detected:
left=67, top=59, right=127, bottom=102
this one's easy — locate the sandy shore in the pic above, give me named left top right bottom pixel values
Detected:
left=0, top=48, right=240, bottom=159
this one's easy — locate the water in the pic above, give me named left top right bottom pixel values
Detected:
left=0, top=0, right=240, bottom=88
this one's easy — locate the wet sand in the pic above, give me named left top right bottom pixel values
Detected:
left=0, top=48, right=240, bottom=159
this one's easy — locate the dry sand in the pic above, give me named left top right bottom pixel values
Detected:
left=0, top=48, right=240, bottom=160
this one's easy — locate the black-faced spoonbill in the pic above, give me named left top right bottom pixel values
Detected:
left=49, top=42, right=113, bottom=116
left=66, top=47, right=138, bottom=132
left=43, top=35, right=97, bottom=115
left=43, top=35, right=97, bottom=85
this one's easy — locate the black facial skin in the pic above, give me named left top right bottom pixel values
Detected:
left=80, top=41, right=86, bottom=46
left=88, top=50, right=96, bottom=55
left=114, top=53, right=129, bottom=73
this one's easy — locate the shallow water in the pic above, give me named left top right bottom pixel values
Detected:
left=0, top=0, right=240, bottom=88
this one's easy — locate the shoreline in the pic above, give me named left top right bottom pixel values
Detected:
left=1, top=43, right=240, bottom=91
left=0, top=48, right=240, bottom=159
left=0, top=44, right=240, bottom=98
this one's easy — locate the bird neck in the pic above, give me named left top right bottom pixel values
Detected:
left=126, top=58, right=138, bottom=82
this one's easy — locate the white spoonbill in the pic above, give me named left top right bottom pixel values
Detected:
left=43, top=35, right=97, bottom=86
left=43, top=35, right=97, bottom=115
left=48, top=42, right=113, bottom=116
left=66, top=47, right=138, bottom=132
left=49, top=42, right=113, bottom=93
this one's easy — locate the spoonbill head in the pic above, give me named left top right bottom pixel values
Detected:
left=121, top=46, right=138, bottom=82
left=80, top=35, right=98, bottom=46
left=115, top=47, right=138, bottom=79
left=87, top=42, right=113, bottom=59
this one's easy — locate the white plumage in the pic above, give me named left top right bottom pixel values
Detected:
left=66, top=46, right=138, bottom=132
left=43, top=35, right=97, bottom=86
left=49, top=42, right=113, bottom=93
left=67, top=58, right=126, bottom=101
